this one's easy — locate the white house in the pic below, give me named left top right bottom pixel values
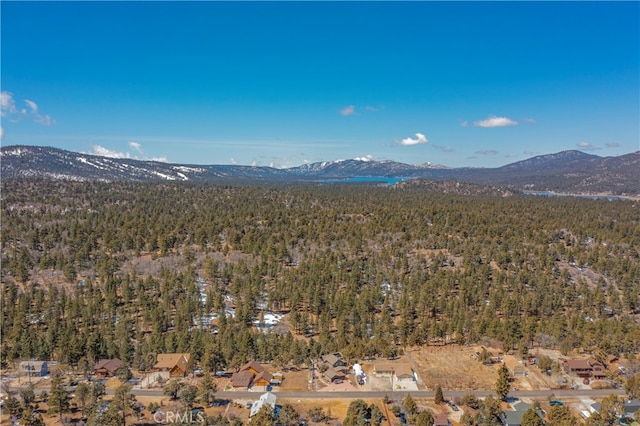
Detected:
left=249, top=392, right=277, bottom=418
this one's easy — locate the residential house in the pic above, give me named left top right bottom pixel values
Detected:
left=322, top=353, right=347, bottom=369
left=373, top=362, right=395, bottom=377
left=394, top=364, right=415, bottom=382
left=94, top=358, right=122, bottom=378
left=511, top=365, right=526, bottom=377
left=253, top=370, right=274, bottom=388
left=324, top=367, right=347, bottom=383
left=249, top=392, right=277, bottom=418
left=501, top=402, right=544, bottom=426
left=240, top=360, right=266, bottom=375
left=591, top=399, right=640, bottom=419
left=19, top=361, right=48, bottom=377
left=153, top=353, right=191, bottom=377
left=563, top=358, right=606, bottom=379
left=231, top=370, right=255, bottom=388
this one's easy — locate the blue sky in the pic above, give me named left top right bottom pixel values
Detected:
left=1, top=1, right=638, bottom=168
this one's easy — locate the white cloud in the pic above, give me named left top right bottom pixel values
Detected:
left=230, top=158, right=237, bottom=164
left=354, top=154, right=374, bottom=162
left=1, top=92, right=54, bottom=126
left=90, top=143, right=168, bottom=161
left=477, top=149, right=498, bottom=156
left=129, top=141, right=143, bottom=153
left=35, top=115, right=53, bottom=126
left=1, top=92, right=17, bottom=117
left=460, top=120, right=468, bottom=127
left=24, top=99, right=38, bottom=114
left=577, top=141, right=600, bottom=151
left=340, top=105, right=356, bottom=116
left=400, top=133, right=428, bottom=146
left=524, top=117, right=537, bottom=124
left=473, top=115, right=517, bottom=128
left=0, top=127, right=3, bottom=140
left=606, top=142, right=620, bottom=148
left=90, top=145, right=131, bottom=159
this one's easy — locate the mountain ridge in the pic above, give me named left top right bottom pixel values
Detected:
left=1, top=145, right=638, bottom=195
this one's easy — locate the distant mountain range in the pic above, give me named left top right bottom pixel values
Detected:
left=1, top=145, right=638, bottom=195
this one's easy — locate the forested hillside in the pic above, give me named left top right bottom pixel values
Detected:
left=2, top=179, right=639, bottom=372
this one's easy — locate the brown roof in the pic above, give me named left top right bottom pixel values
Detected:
left=94, top=358, right=122, bottom=374
left=393, top=364, right=414, bottom=380
left=434, top=413, right=449, bottom=426
left=253, top=370, right=273, bottom=384
left=154, top=353, right=190, bottom=371
left=565, top=358, right=603, bottom=370
left=324, top=367, right=347, bottom=381
left=240, top=360, right=266, bottom=374
left=231, top=370, right=254, bottom=387
left=322, top=353, right=346, bottom=367
left=373, top=362, right=396, bottom=374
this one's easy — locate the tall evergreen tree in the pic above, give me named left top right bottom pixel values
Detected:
left=495, top=363, right=511, bottom=400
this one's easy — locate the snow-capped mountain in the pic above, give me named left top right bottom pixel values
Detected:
left=1, top=145, right=638, bottom=195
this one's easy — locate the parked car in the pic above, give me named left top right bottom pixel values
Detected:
left=549, top=400, right=564, bottom=406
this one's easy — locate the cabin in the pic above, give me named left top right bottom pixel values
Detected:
left=153, top=353, right=191, bottom=377
left=322, top=353, right=347, bottom=369
left=563, top=358, right=606, bottom=379
left=231, top=370, right=254, bottom=388
left=324, top=367, right=347, bottom=383
left=94, top=358, right=122, bottom=378
left=253, top=370, right=273, bottom=388
left=240, top=360, right=266, bottom=375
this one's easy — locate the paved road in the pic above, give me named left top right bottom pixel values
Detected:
left=129, top=388, right=626, bottom=400
left=6, top=383, right=625, bottom=401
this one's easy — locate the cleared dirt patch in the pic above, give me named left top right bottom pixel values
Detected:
left=405, top=345, right=499, bottom=391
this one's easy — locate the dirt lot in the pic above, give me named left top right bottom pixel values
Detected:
left=405, top=345, right=501, bottom=391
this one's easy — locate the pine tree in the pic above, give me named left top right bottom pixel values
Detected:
left=47, top=374, right=70, bottom=420
left=521, top=408, right=545, bottom=426
left=199, top=372, right=218, bottom=406
left=495, top=363, right=511, bottom=400
left=415, top=410, right=435, bottom=426
left=435, top=384, right=444, bottom=404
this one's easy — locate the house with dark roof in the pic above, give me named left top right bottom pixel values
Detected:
left=500, top=402, right=544, bottom=426
left=324, top=367, right=347, bottom=383
left=591, top=399, right=640, bottom=418
left=322, top=353, right=347, bottom=369
left=253, top=370, right=273, bottom=388
left=94, top=358, right=122, bottom=378
left=240, top=360, right=266, bottom=375
left=231, top=370, right=255, bottom=388
left=563, top=358, right=606, bottom=379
